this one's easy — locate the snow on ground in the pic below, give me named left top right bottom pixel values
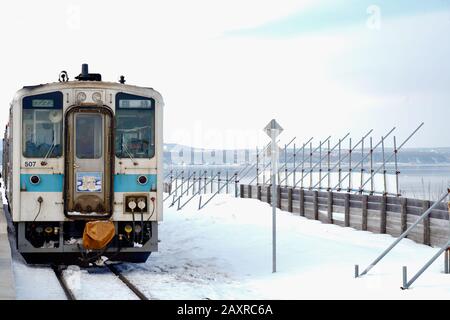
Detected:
left=121, top=194, right=450, bottom=300
left=12, top=260, right=66, bottom=299
left=0, top=178, right=8, bottom=205
left=0, top=180, right=65, bottom=299
left=12, top=256, right=139, bottom=300
left=62, top=266, right=138, bottom=300
left=10, top=192, right=450, bottom=299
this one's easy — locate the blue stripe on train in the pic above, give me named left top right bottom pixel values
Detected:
left=20, top=174, right=157, bottom=192
left=20, top=174, right=64, bottom=192
left=113, top=174, right=157, bottom=192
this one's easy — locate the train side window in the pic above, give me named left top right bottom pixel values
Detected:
left=115, top=93, right=155, bottom=159
left=22, top=92, right=63, bottom=158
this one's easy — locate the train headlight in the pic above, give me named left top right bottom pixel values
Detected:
left=44, top=226, right=53, bottom=234
left=76, top=92, right=87, bottom=103
left=30, top=175, right=40, bottom=185
left=123, top=224, right=133, bottom=239
left=137, top=175, right=148, bottom=185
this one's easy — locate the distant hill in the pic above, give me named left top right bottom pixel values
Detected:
left=163, top=144, right=450, bottom=165
left=1, top=145, right=449, bottom=165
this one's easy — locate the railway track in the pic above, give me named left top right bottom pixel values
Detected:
left=52, top=263, right=151, bottom=300
left=52, top=265, right=76, bottom=300
left=105, top=262, right=149, bottom=300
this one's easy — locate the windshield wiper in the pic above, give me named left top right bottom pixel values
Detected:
left=41, top=139, right=56, bottom=165
left=122, top=143, right=138, bottom=166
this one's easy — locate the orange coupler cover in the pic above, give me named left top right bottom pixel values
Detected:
left=82, top=221, right=115, bottom=250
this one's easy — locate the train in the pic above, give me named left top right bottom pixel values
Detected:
left=1, top=64, right=164, bottom=265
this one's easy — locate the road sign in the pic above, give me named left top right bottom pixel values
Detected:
left=264, top=119, right=283, bottom=138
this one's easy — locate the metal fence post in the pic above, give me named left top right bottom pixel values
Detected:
left=210, top=170, right=213, bottom=193
left=300, top=145, right=305, bottom=189
left=175, top=170, right=178, bottom=196
left=187, top=170, right=191, bottom=194
left=181, top=171, right=185, bottom=195
left=234, top=173, right=238, bottom=198
left=348, top=138, right=352, bottom=192
left=402, top=266, right=408, bottom=289
left=402, top=239, right=450, bottom=289
left=226, top=171, right=229, bottom=194
left=338, top=139, right=342, bottom=191
left=256, top=147, right=260, bottom=185
left=370, top=137, right=374, bottom=195
left=169, top=170, right=173, bottom=195
left=217, top=171, right=221, bottom=193
left=293, top=143, right=296, bottom=187
left=263, top=150, right=266, bottom=186
left=318, top=141, right=322, bottom=190
left=360, top=136, right=365, bottom=193
left=309, top=142, right=313, bottom=189
left=284, top=144, right=288, bottom=187
left=327, top=140, right=331, bottom=191
left=394, top=136, right=400, bottom=196
left=381, top=136, right=387, bottom=195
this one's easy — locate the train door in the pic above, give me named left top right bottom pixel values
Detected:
left=64, top=107, right=113, bottom=217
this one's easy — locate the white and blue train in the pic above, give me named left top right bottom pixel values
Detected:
left=2, top=65, right=163, bottom=264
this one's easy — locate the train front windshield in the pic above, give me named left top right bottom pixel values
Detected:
left=115, top=93, right=155, bottom=159
left=22, top=92, right=63, bottom=158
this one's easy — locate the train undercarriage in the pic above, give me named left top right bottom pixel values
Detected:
left=7, top=206, right=158, bottom=265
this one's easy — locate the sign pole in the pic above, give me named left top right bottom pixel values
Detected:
left=264, top=119, right=283, bottom=274
left=271, top=128, right=278, bottom=273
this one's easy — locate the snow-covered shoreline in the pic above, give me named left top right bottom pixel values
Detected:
left=122, top=194, right=450, bottom=300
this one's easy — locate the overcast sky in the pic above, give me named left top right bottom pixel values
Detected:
left=1, top=0, right=449, bottom=150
